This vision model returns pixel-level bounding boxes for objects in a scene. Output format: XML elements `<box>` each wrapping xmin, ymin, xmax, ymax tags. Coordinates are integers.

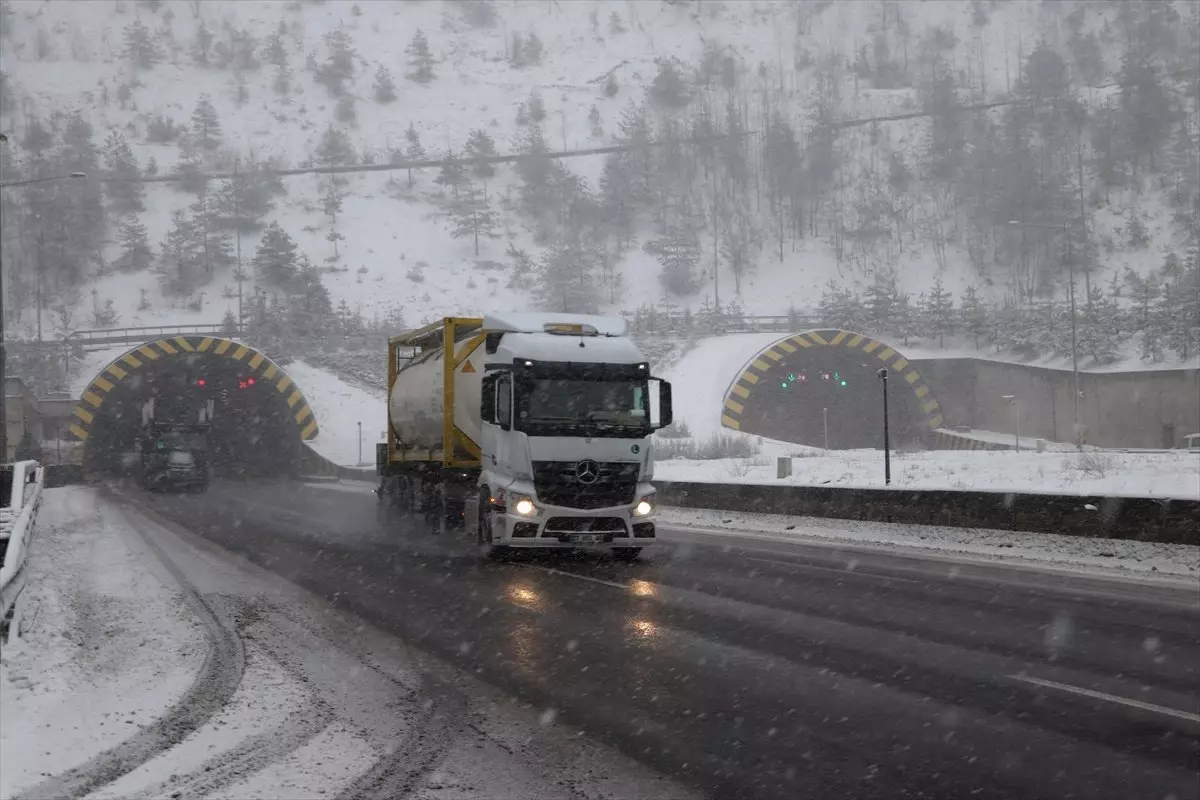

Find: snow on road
<box><xmin>656</xmin><ymin>448</ymin><xmax>1200</xmax><ymax>501</ymax></box>
<box><xmin>660</xmin><ymin>508</ymin><xmax>1200</xmax><ymax>582</ymax></box>
<box><xmin>0</xmin><ymin>487</ymin><xmax>206</xmax><ymax>798</ymax></box>
<box><xmin>1</xmin><ymin>486</ymin><xmax>699</xmax><ymax>800</ymax></box>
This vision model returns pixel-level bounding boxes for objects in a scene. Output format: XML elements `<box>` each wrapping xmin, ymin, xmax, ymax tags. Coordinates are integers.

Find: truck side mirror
<box><xmin>658</xmin><ymin>380</ymin><xmax>673</xmax><ymax>429</ymax></box>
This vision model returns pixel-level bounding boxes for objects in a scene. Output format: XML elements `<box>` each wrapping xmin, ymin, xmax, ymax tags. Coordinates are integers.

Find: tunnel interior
<box><xmin>84</xmin><ymin>351</ymin><xmax>303</xmax><ymax>478</ymax></box>
<box><xmin>730</xmin><ymin>340</ymin><xmax>928</xmax><ymax>450</ymax></box>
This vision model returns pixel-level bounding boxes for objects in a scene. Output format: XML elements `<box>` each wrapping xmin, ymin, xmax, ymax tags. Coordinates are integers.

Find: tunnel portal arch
<box><xmin>69</xmin><ymin>336</ymin><xmax>319</xmax><ymax>471</ymax></box>
<box><xmin>720</xmin><ymin>329</ymin><xmax>944</xmax><ymax>449</ymax></box>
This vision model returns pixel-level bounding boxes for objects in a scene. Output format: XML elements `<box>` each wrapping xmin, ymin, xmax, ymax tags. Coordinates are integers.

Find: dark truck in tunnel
<box><xmin>138</xmin><ymin>397</ymin><xmax>212</xmax><ymax>493</ymax></box>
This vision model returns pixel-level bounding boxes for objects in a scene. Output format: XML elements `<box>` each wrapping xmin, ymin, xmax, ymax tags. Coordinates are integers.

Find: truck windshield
<box><xmin>517</xmin><ymin>378</ymin><xmax>649</xmax><ymax>434</ymax></box>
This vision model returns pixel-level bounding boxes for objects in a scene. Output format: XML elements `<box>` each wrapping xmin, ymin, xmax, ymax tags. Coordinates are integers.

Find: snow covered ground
<box><xmin>0</xmin><ymin>487</ymin><xmax>207</xmax><ymax>797</ymax></box>
<box><xmin>0</xmin><ymin>485</ymin><xmax>698</xmax><ymax>800</ymax></box>
<box><xmin>656</xmin><ymin>448</ymin><xmax>1200</xmax><ymax>501</ymax></box>
<box><xmin>659</xmin><ymin>508</ymin><xmax>1200</xmax><ymax>582</ymax></box>
<box><xmin>286</xmin><ymin>359</ymin><xmax>388</xmax><ymax>467</ymax></box>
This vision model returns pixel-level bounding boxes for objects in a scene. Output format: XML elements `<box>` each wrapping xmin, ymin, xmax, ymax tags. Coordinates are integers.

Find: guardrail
<box><xmin>61</xmin><ymin>324</ymin><xmax>242</xmax><ymax>352</ymax></box>
<box><xmin>1</xmin><ymin>460</ymin><xmax>46</xmax><ymax>639</ymax></box>
<box><xmin>654</xmin><ymin>481</ymin><xmax>1200</xmax><ymax>545</ymax></box>
<box><xmin>622</xmin><ymin>312</ymin><xmax>828</xmax><ymax>336</ymax></box>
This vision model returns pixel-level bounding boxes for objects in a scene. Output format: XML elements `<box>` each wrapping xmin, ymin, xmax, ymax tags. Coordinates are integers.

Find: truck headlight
<box><xmin>633</xmin><ymin>496</ymin><xmax>655</xmax><ymax>517</ymax></box>
<box><xmin>514</xmin><ymin>497</ymin><xmax>537</xmax><ymax>516</ymax></box>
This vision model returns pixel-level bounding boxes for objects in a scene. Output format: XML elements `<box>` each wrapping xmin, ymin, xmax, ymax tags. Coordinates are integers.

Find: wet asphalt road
<box><xmin>129</xmin><ymin>479</ymin><xmax>1199</xmax><ymax>800</ymax></box>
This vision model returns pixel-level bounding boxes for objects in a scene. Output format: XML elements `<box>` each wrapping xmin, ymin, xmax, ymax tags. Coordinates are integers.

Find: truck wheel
<box><xmin>612</xmin><ymin>548</ymin><xmax>642</xmax><ymax>562</ymax></box>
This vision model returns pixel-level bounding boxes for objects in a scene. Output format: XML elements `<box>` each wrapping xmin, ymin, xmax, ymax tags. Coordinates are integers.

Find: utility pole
<box><xmin>234</xmin><ymin>158</ymin><xmax>243</xmax><ymax>333</ymax></box>
<box><xmin>36</xmin><ymin>224</ymin><xmax>43</xmax><ymax>342</ymax></box>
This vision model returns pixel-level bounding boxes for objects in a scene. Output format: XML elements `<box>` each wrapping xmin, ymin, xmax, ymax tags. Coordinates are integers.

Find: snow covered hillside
<box><xmin>1</xmin><ymin>0</ymin><xmax>1197</xmax><ymax>373</ymax></box>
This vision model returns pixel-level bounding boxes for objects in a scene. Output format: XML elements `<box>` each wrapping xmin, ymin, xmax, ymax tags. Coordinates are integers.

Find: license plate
<box><xmin>568</xmin><ymin>534</ymin><xmax>605</xmax><ymax>544</ymax></box>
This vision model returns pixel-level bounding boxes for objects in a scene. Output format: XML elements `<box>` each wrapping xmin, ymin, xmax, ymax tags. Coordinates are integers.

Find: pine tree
<box><xmin>191</xmin><ymin>94</ymin><xmax>222</xmax><ymax>150</ymax></box>
<box><xmin>123</xmin><ymin>18</ymin><xmax>162</xmax><ymax>69</ymax></box>
<box><xmin>892</xmin><ymin>293</ymin><xmax>918</xmax><ymax>346</ymax></box>
<box><xmin>403</xmin><ymin>123</ymin><xmax>426</xmax><ymax>186</ymax></box>
<box><xmin>588</xmin><ymin>105</ymin><xmax>603</xmax><ymax>139</ymax></box>
<box><xmin>527</xmin><ymin>89</ymin><xmax>546</xmax><ymax>123</ymax></box>
<box><xmin>114</xmin><ymin>215</ymin><xmax>154</xmax><ymax>272</ymax></box>
<box><xmin>464</xmin><ymin>128</ymin><xmax>497</xmax><ymax>179</ymax></box>
<box><xmin>315</xmin><ymin>125</ymin><xmax>355</xmax><ymax>166</ymax></box>
<box><xmin>919</xmin><ymin>276</ymin><xmax>956</xmax><ymax>346</ymax></box>
<box><xmin>336</xmin><ymin>94</ymin><xmax>356</xmax><ymax>124</ymax></box>
<box><xmin>253</xmin><ymin>222</ymin><xmax>299</xmax><ymax>285</ymax></box>
<box><xmin>159</xmin><ymin>210</ymin><xmax>204</xmax><ymax>295</ymax></box>
<box><xmin>318</xmin><ymin>28</ymin><xmax>355</xmax><ymax>94</ymax></box>
<box><xmin>509</xmin><ymin>31</ymin><xmax>526</xmax><ymax>68</ymax></box>
<box><xmin>434</xmin><ymin>149</ymin><xmax>467</xmax><ymax>197</ymax></box>
<box><xmin>193</xmin><ymin>19</ymin><xmax>214</xmax><ymax>66</ymax></box>
<box><xmin>373</xmin><ymin>64</ymin><xmax>397</xmax><ymax>102</ymax></box>
<box><xmin>264</xmin><ymin>22</ymin><xmax>288</xmax><ymax>67</ymax></box>
<box><xmin>862</xmin><ymin>271</ymin><xmax>898</xmax><ymax>332</ymax></box>
<box><xmin>406</xmin><ymin>30</ymin><xmax>435</xmax><ymax>84</ymax></box>
<box><xmin>273</xmin><ymin>61</ymin><xmax>292</xmax><ymax>98</ymax></box>
<box><xmin>648</xmin><ymin>233</ymin><xmax>700</xmax><ymax>296</ymax></box>
<box><xmin>1079</xmin><ymin>286</ymin><xmax>1121</xmax><ymax>364</ymax></box>
<box><xmin>959</xmin><ymin>285</ymin><xmax>990</xmax><ymax>350</ymax></box>
<box><xmin>506</xmin><ymin>242</ymin><xmax>535</xmax><ymax>289</ymax></box>
<box><xmin>536</xmin><ymin>235</ymin><xmax>599</xmax><ymax>312</ymax></box>
<box><xmin>649</xmin><ymin>58</ymin><xmax>690</xmax><ymax>108</ymax></box>
<box><xmin>523</xmin><ymin>31</ymin><xmax>544</xmax><ymax>65</ymax></box>
<box><xmin>448</xmin><ymin>183</ymin><xmax>500</xmax><ymax>256</ymax></box>
<box><xmin>221</xmin><ymin>308</ymin><xmax>240</xmax><ymax>335</ymax></box>
<box><xmin>103</xmin><ymin>131</ymin><xmax>145</xmax><ymax>215</ymax></box>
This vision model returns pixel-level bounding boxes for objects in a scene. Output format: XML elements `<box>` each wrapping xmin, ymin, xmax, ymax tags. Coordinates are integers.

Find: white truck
<box><xmin>376</xmin><ymin>313</ymin><xmax>673</xmax><ymax>559</ymax></box>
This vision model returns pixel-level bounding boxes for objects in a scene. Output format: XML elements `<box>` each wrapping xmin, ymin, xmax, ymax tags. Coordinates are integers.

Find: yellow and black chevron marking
<box><xmin>721</xmin><ymin>329</ymin><xmax>944</xmax><ymax>432</ymax></box>
<box><xmin>68</xmin><ymin>336</ymin><xmax>319</xmax><ymax>444</ymax></box>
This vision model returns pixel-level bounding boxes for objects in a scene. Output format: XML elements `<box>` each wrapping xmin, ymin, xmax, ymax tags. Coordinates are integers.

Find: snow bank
<box><xmin>657</xmin><ymin>448</ymin><xmax>1200</xmax><ymax>501</ymax></box>
<box><xmin>286</xmin><ymin>360</ymin><xmax>387</xmax><ymax>467</ymax></box>
<box><xmin>0</xmin><ymin>487</ymin><xmax>206</xmax><ymax>798</ymax></box>
<box><xmin>661</xmin><ymin>332</ymin><xmax>783</xmax><ymax>438</ymax></box>
<box><xmin>660</xmin><ymin>507</ymin><xmax>1200</xmax><ymax>581</ymax></box>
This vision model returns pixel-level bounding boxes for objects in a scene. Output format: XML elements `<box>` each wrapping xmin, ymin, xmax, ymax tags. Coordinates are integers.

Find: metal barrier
<box><xmin>1</xmin><ymin>460</ymin><xmax>46</xmax><ymax>638</ymax></box>
<box><xmin>62</xmin><ymin>323</ymin><xmax>241</xmax><ymax>351</ymax></box>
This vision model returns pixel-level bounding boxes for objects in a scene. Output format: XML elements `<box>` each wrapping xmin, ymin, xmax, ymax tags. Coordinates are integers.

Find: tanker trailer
<box><xmin>377</xmin><ymin>313</ymin><xmax>673</xmax><ymax>560</ymax></box>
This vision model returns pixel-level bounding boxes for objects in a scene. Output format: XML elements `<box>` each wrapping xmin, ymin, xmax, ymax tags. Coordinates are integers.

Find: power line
<box><xmin>4</xmin><ymin>132</ymin><xmax>753</xmax><ymax>188</ymax></box>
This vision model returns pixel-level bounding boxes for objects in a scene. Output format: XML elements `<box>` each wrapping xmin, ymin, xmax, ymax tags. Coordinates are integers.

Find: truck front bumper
<box><xmin>497</xmin><ymin>504</ymin><xmax>656</xmax><ymax>548</ymax></box>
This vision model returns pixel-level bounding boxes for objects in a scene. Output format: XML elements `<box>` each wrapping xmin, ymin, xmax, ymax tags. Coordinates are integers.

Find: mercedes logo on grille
<box><xmin>575</xmin><ymin>459</ymin><xmax>599</xmax><ymax>485</ymax></box>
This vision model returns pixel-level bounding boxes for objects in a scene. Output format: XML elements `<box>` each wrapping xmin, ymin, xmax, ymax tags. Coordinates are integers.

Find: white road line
<box><xmin>1010</xmin><ymin>674</ymin><xmax>1200</xmax><ymax>725</ymax></box>
<box><xmin>524</xmin><ymin>565</ymin><xmax>630</xmax><ymax>590</ymax></box>
<box><xmin>746</xmin><ymin>556</ymin><xmax>923</xmax><ymax>584</ymax></box>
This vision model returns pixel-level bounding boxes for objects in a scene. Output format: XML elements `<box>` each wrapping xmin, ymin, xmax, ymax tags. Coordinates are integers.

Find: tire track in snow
<box><xmin>14</xmin><ymin>494</ymin><xmax>247</xmax><ymax>800</ymax></box>
<box><xmin>116</xmin><ymin>598</ymin><xmax>338</xmax><ymax>800</ymax></box>
<box><xmin>333</xmin><ymin>671</ymin><xmax>469</xmax><ymax>800</ymax></box>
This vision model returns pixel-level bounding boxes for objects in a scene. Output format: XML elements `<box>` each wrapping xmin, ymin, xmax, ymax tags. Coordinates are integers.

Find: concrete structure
<box><xmin>916</xmin><ymin>359</ymin><xmax>1200</xmax><ymax>450</ymax></box>
<box><xmin>717</xmin><ymin>328</ymin><xmax>1199</xmax><ymax>450</ymax></box>
<box><xmin>4</xmin><ymin>377</ymin><xmax>42</xmax><ymax>462</ymax></box>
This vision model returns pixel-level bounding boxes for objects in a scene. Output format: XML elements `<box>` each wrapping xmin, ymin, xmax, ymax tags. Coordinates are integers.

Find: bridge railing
<box><xmin>60</xmin><ymin>323</ymin><xmax>242</xmax><ymax>351</ymax></box>
<box><xmin>622</xmin><ymin>312</ymin><xmax>828</xmax><ymax>336</ymax></box>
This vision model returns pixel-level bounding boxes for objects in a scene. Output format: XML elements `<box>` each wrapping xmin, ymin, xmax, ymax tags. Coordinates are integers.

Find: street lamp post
<box><xmin>357</xmin><ymin>421</ymin><xmax>362</xmax><ymax>466</ymax></box>
<box><xmin>1008</xmin><ymin>219</ymin><xmax>1083</xmax><ymax>449</ymax></box>
<box><xmin>0</xmin><ymin>140</ymin><xmax>87</xmax><ymax>462</ymax></box>
<box><xmin>878</xmin><ymin>368</ymin><xmax>891</xmax><ymax>486</ymax></box>
<box><xmin>822</xmin><ymin>407</ymin><xmax>829</xmax><ymax>451</ymax></box>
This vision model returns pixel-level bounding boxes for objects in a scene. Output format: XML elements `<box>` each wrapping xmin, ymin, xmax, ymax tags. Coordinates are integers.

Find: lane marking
<box><xmin>524</xmin><ymin>565</ymin><xmax>630</xmax><ymax>591</ymax></box>
<box><xmin>1009</xmin><ymin>674</ymin><xmax>1200</xmax><ymax>725</ymax></box>
<box><xmin>746</xmin><ymin>556</ymin><xmax>922</xmax><ymax>584</ymax></box>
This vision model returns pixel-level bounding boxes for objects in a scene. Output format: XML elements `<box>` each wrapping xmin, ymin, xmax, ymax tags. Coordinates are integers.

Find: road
<box><xmin>130</xmin><ymin>479</ymin><xmax>1200</xmax><ymax>800</ymax></box>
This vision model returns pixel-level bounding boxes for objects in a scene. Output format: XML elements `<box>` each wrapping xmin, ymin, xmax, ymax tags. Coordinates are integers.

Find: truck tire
<box><xmin>612</xmin><ymin>547</ymin><xmax>642</xmax><ymax>562</ymax></box>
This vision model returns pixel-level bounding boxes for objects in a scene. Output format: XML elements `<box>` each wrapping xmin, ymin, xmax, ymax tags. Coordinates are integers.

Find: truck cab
<box><xmin>469</xmin><ymin>315</ymin><xmax>672</xmax><ymax>560</ymax></box>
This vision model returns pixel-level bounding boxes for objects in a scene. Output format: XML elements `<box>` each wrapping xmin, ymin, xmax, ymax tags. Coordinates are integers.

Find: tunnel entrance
<box><xmin>71</xmin><ymin>337</ymin><xmax>319</xmax><ymax>478</ymax></box>
<box><xmin>721</xmin><ymin>330</ymin><xmax>943</xmax><ymax>450</ymax></box>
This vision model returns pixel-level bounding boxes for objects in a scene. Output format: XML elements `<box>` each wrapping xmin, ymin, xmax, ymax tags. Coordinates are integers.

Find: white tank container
<box><xmin>388</xmin><ymin>343</ymin><xmax>485</xmax><ymax>452</ymax></box>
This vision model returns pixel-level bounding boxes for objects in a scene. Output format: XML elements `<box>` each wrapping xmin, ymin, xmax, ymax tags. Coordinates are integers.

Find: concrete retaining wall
<box><xmin>915</xmin><ymin>358</ymin><xmax>1200</xmax><ymax>449</ymax></box>
<box><xmin>656</xmin><ymin>481</ymin><xmax>1200</xmax><ymax>545</ymax></box>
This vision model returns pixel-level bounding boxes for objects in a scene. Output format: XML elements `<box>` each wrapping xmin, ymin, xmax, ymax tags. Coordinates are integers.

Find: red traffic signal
<box><xmin>196</xmin><ymin>378</ymin><xmax>206</xmax><ymax>387</ymax></box>
<box><xmin>237</xmin><ymin>376</ymin><xmax>257</xmax><ymax>390</ymax></box>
